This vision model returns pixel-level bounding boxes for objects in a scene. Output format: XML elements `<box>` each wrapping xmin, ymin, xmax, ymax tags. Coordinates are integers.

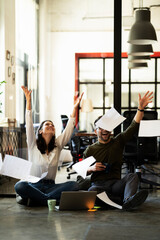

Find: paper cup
<box><xmin>47</xmin><ymin>199</ymin><xmax>56</xmax><ymax>211</ymax></box>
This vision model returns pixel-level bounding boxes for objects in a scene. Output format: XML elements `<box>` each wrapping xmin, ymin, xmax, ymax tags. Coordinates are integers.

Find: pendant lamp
<box><xmin>128</xmin><ymin>62</ymin><xmax>148</xmax><ymax>69</ymax></box>
<box><xmin>128</xmin><ymin>44</ymin><xmax>153</xmax><ymax>56</ymax></box>
<box><xmin>128</xmin><ymin>9</ymin><xmax>157</xmax><ymax>45</ymax></box>
<box><xmin>128</xmin><ymin>55</ymin><xmax>150</xmax><ymax>63</ymax></box>
<box><xmin>81</xmin><ymin>99</ymin><xmax>93</xmax><ymax>113</ymax></box>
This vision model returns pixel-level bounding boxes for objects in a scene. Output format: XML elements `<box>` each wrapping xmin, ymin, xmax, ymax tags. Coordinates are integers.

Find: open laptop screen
<box><xmin>56</xmin><ymin>191</ymin><xmax>97</xmax><ymax>211</ymax></box>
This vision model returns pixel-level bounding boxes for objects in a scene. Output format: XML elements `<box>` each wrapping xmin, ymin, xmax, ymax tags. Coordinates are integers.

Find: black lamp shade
<box><xmin>128</xmin><ymin>55</ymin><xmax>150</xmax><ymax>63</ymax></box>
<box><xmin>128</xmin><ymin>44</ymin><xmax>153</xmax><ymax>56</ymax></box>
<box><xmin>128</xmin><ymin>9</ymin><xmax>157</xmax><ymax>45</ymax></box>
<box><xmin>128</xmin><ymin>62</ymin><xmax>148</xmax><ymax>69</ymax></box>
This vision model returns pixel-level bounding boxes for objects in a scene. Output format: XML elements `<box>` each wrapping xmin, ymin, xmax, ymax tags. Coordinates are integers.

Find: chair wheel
<box><xmin>67</xmin><ymin>175</ymin><xmax>70</xmax><ymax>179</ymax></box>
<box><xmin>67</xmin><ymin>168</ymin><xmax>70</xmax><ymax>172</ymax></box>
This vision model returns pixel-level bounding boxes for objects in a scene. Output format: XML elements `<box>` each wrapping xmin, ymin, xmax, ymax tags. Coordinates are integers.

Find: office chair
<box><xmin>59</xmin><ymin>115</ymin><xmax>72</xmax><ymax>170</ymax></box>
<box><xmin>60</xmin><ymin>114</ymin><xmax>78</xmax><ymax>146</ymax></box>
<box><xmin>123</xmin><ymin>110</ymin><xmax>160</xmax><ymax>189</ymax></box>
<box><xmin>66</xmin><ymin>135</ymin><xmax>90</xmax><ymax>179</ymax></box>
<box><xmin>59</xmin><ymin>114</ymin><xmax>80</xmax><ymax>170</ymax></box>
<box><xmin>61</xmin><ymin>115</ymin><xmax>69</xmax><ymax>133</ymax></box>
<box><xmin>60</xmin><ymin>115</ymin><xmax>97</xmax><ymax>178</ymax></box>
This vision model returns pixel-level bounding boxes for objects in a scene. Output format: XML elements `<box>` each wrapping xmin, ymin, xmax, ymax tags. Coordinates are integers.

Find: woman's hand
<box><xmin>138</xmin><ymin>91</ymin><xmax>153</xmax><ymax>110</ymax></box>
<box><xmin>21</xmin><ymin>86</ymin><xmax>32</xmax><ymax>110</ymax></box>
<box><xmin>74</xmin><ymin>92</ymin><xmax>84</xmax><ymax>109</ymax></box>
<box><xmin>21</xmin><ymin>86</ymin><xmax>32</xmax><ymax>100</ymax></box>
<box><xmin>71</xmin><ymin>92</ymin><xmax>84</xmax><ymax>118</ymax></box>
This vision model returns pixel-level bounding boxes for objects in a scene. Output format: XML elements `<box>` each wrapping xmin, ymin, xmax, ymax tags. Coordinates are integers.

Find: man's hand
<box><xmin>88</xmin><ymin>162</ymin><xmax>106</xmax><ymax>173</ymax></box>
<box><xmin>138</xmin><ymin>91</ymin><xmax>153</xmax><ymax>110</ymax></box>
<box><xmin>134</xmin><ymin>91</ymin><xmax>153</xmax><ymax>123</ymax></box>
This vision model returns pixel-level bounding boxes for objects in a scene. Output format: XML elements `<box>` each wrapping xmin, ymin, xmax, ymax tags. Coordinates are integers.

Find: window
<box><xmin>76</xmin><ymin>53</ymin><xmax>160</xmax><ymax>131</ymax></box>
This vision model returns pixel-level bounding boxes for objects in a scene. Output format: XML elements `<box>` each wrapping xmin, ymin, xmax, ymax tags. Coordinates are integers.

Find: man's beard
<box><xmin>100</xmin><ymin>133</ymin><xmax>111</xmax><ymax>142</ymax></box>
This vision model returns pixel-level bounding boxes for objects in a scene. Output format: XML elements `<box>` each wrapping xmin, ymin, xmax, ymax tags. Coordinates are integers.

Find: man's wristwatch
<box><xmin>137</xmin><ymin>108</ymin><xmax>144</xmax><ymax>112</ymax></box>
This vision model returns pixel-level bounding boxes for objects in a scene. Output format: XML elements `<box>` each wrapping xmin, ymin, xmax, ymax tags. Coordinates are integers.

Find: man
<box><xmin>83</xmin><ymin>91</ymin><xmax>153</xmax><ymax>210</ymax></box>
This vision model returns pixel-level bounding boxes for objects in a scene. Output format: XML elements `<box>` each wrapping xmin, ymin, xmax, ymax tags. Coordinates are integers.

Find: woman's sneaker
<box><xmin>16</xmin><ymin>194</ymin><xmax>28</xmax><ymax>205</ymax></box>
<box><xmin>122</xmin><ymin>190</ymin><xmax>148</xmax><ymax>211</ymax></box>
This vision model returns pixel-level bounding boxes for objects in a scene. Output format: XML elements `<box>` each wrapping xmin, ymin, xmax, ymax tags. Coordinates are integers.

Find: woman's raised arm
<box><xmin>21</xmin><ymin>86</ymin><xmax>32</xmax><ymax>110</ymax></box>
<box><xmin>21</xmin><ymin>86</ymin><xmax>36</xmax><ymax>149</ymax></box>
<box><xmin>70</xmin><ymin>92</ymin><xmax>84</xmax><ymax>118</ymax></box>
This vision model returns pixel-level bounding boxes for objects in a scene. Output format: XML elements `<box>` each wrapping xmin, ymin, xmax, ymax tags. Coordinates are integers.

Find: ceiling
<box><xmin>47</xmin><ymin>0</ymin><xmax>160</xmax><ymax>32</ymax></box>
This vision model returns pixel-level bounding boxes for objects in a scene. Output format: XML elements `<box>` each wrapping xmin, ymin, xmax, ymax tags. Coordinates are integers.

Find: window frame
<box><xmin>75</xmin><ymin>52</ymin><xmax>160</xmax><ymax>126</ymax></box>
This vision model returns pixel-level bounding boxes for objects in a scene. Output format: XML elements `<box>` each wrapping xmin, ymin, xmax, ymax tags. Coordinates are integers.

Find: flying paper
<box><xmin>0</xmin><ymin>155</ymin><xmax>32</xmax><ymax>180</ymax></box>
<box><xmin>0</xmin><ymin>154</ymin><xmax>2</xmax><ymax>169</ymax></box>
<box><xmin>95</xmin><ymin>107</ymin><xmax>126</xmax><ymax>132</ymax></box>
<box><xmin>139</xmin><ymin>120</ymin><xmax>160</xmax><ymax>137</ymax></box>
<box><xmin>0</xmin><ymin>154</ymin><xmax>48</xmax><ymax>183</ymax></box>
<box><xmin>72</xmin><ymin>156</ymin><xmax>96</xmax><ymax>179</ymax></box>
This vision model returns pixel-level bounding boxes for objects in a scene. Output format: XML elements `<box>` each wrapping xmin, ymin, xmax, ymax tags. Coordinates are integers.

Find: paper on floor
<box><xmin>97</xmin><ymin>191</ymin><xmax>122</xmax><ymax>209</ymax></box>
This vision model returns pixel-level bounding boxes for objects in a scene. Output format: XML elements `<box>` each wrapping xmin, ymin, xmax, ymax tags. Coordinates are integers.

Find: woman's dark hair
<box><xmin>36</xmin><ymin>120</ymin><xmax>56</xmax><ymax>154</ymax></box>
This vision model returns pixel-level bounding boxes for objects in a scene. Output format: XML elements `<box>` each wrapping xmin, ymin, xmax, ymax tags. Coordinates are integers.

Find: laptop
<box><xmin>55</xmin><ymin>191</ymin><xmax>97</xmax><ymax>211</ymax></box>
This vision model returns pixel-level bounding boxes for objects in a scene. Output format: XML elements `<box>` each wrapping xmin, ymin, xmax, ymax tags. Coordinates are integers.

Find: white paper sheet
<box><xmin>139</xmin><ymin>120</ymin><xmax>160</xmax><ymax>137</ymax></box>
<box><xmin>0</xmin><ymin>155</ymin><xmax>32</xmax><ymax>180</ymax></box>
<box><xmin>72</xmin><ymin>156</ymin><xmax>96</xmax><ymax>179</ymax></box>
<box><xmin>22</xmin><ymin>172</ymin><xmax>48</xmax><ymax>183</ymax></box>
<box><xmin>25</xmin><ymin>175</ymin><xmax>40</xmax><ymax>183</ymax></box>
<box><xmin>95</xmin><ymin>108</ymin><xmax>126</xmax><ymax>132</ymax></box>
<box><xmin>0</xmin><ymin>154</ymin><xmax>2</xmax><ymax>169</ymax></box>
<box><xmin>97</xmin><ymin>191</ymin><xmax>122</xmax><ymax>209</ymax></box>
<box><xmin>0</xmin><ymin>155</ymin><xmax>48</xmax><ymax>183</ymax></box>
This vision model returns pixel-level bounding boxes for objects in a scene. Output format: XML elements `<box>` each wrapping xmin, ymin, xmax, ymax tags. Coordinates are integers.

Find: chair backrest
<box><xmin>70</xmin><ymin>135</ymin><xmax>92</xmax><ymax>162</ymax></box>
<box><xmin>70</xmin><ymin>136</ymin><xmax>81</xmax><ymax>155</ymax></box>
<box><xmin>61</xmin><ymin>114</ymin><xmax>79</xmax><ymax>147</ymax></box>
<box><xmin>8</xmin><ymin>118</ymin><xmax>16</xmax><ymax>128</ymax></box>
<box><xmin>61</xmin><ymin>115</ymin><xmax>69</xmax><ymax>132</ymax></box>
<box><xmin>123</xmin><ymin>110</ymin><xmax>158</xmax><ymax>164</ymax></box>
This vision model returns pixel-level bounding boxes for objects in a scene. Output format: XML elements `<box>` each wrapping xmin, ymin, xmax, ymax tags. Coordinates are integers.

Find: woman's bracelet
<box><xmin>137</xmin><ymin>108</ymin><xmax>144</xmax><ymax>112</ymax></box>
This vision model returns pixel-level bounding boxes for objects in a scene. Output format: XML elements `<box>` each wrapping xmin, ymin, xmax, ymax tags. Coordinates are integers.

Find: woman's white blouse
<box><xmin>26</xmin><ymin>110</ymin><xmax>75</xmax><ymax>180</ymax></box>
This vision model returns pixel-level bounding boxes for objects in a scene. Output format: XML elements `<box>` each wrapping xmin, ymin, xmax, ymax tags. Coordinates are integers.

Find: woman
<box><xmin>15</xmin><ymin>86</ymin><xmax>83</xmax><ymax>206</ymax></box>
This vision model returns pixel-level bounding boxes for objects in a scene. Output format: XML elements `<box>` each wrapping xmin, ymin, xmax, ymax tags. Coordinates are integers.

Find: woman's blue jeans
<box><xmin>15</xmin><ymin>179</ymin><xmax>79</xmax><ymax>205</ymax></box>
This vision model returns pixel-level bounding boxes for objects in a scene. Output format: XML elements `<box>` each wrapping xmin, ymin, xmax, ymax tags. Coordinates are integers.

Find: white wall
<box><xmin>5</xmin><ymin>0</ymin><xmax>16</xmax><ymax>119</ymax></box>
<box><xmin>0</xmin><ymin>0</ymin><xmax>16</xmax><ymax>122</ymax></box>
<box><xmin>40</xmin><ymin>30</ymin><xmax>115</xmax><ymax>135</ymax></box>
<box><xmin>40</xmin><ymin>32</ymin><xmax>160</xmax><ymax>136</ymax></box>
<box><xmin>0</xmin><ymin>0</ymin><xmax>5</xmax><ymax>117</ymax></box>
<box><xmin>39</xmin><ymin>0</ymin><xmax>160</xmax><ymax>136</ymax></box>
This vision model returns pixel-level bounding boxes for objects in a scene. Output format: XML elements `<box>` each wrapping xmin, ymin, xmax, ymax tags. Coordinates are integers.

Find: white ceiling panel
<box><xmin>47</xmin><ymin>0</ymin><xmax>160</xmax><ymax>32</ymax></box>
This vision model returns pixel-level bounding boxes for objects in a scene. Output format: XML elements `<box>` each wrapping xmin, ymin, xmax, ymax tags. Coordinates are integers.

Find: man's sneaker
<box><xmin>122</xmin><ymin>190</ymin><xmax>148</xmax><ymax>211</ymax></box>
